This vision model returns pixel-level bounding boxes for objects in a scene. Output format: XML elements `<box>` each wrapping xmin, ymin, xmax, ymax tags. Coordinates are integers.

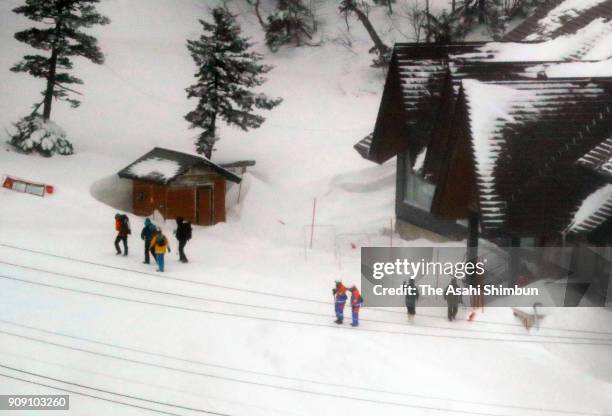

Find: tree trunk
<box><xmin>247</xmin><ymin>0</ymin><xmax>266</xmax><ymax>29</ymax></box>
<box><xmin>349</xmin><ymin>2</ymin><xmax>389</xmax><ymax>56</ymax></box>
<box><xmin>478</xmin><ymin>0</ymin><xmax>486</xmax><ymax>24</ymax></box>
<box><xmin>42</xmin><ymin>47</ymin><xmax>58</xmax><ymax>121</ymax></box>
<box><xmin>425</xmin><ymin>0</ymin><xmax>431</xmax><ymax>43</ymax></box>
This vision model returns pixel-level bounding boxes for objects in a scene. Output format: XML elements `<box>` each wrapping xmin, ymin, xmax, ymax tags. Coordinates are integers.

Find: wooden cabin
<box><xmin>118</xmin><ymin>147</ymin><xmax>253</xmax><ymax>226</ymax></box>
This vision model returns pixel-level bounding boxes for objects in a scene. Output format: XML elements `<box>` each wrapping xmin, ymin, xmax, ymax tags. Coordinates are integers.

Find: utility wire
<box><xmin>0</xmin><ymin>330</ymin><xmax>523</xmax><ymax>416</ymax></box>
<box><xmin>2</xmin><ymin>260</ymin><xmax>611</xmax><ymax>343</ymax></box>
<box><xmin>2</xmin><ymin>242</ymin><xmax>610</xmax><ymax>336</ymax></box>
<box><xmin>0</xmin><ymin>363</ymin><xmax>231</xmax><ymax>416</ymax></box>
<box><xmin>0</xmin><ymin>373</ymin><xmax>190</xmax><ymax>416</ymax></box>
<box><xmin>1</xmin><ymin>273</ymin><xmax>611</xmax><ymax>346</ymax></box>
<box><xmin>0</xmin><ymin>348</ymin><xmax>300</xmax><ymax>416</ymax></box>
<box><xmin>0</xmin><ymin>320</ymin><xmax>608</xmax><ymax>416</ymax></box>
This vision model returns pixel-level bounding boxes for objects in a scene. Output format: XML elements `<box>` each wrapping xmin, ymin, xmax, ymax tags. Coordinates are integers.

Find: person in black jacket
<box><xmin>404</xmin><ymin>279</ymin><xmax>419</xmax><ymax>321</ymax></box>
<box><xmin>444</xmin><ymin>277</ymin><xmax>462</xmax><ymax>321</ymax></box>
<box><xmin>174</xmin><ymin>217</ymin><xmax>192</xmax><ymax>263</ymax></box>
<box><xmin>140</xmin><ymin>218</ymin><xmax>156</xmax><ymax>264</ymax></box>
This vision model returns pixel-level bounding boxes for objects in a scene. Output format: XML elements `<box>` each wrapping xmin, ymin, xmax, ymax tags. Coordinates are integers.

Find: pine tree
<box><xmin>185</xmin><ymin>7</ymin><xmax>282</xmax><ymax>159</ymax></box>
<box><xmin>265</xmin><ymin>0</ymin><xmax>316</xmax><ymax>52</ymax></box>
<box><xmin>9</xmin><ymin>0</ymin><xmax>109</xmax><ymax>156</ymax></box>
<box><xmin>11</xmin><ymin>0</ymin><xmax>110</xmax><ymax>119</ymax></box>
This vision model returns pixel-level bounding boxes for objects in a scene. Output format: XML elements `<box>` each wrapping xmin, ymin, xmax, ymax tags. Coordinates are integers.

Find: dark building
<box><xmin>118</xmin><ymin>147</ymin><xmax>253</xmax><ymax>226</ymax></box>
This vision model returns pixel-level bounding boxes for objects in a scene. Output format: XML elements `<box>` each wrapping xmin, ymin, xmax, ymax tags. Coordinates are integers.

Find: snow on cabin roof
<box><xmin>118</xmin><ymin>147</ymin><xmax>242</xmax><ymax>184</ymax></box>
<box><xmin>566</xmin><ymin>184</ymin><xmax>612</xmax><ymax>233</ymax></box>
<box><xmin>504</xmin><ymin>0</ymin><xmax>612</xmax><ymax>42</ymax></box>
<box><xmin>578</xmin><ymin>137</ymin><xmax>612</xmax><ymax>180</ymax></box>
<box><xmin>126</xmin><ymin>157</ymin><xmax>181</xmax><ymax>182</ymax></box>
<box><xmin>460</xmin><ymin>78</ymin><xmax>612</xmax><ymax>233</ymax></box>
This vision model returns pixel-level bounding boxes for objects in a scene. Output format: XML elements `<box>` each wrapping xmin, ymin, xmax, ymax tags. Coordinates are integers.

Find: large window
<box><xmin>404</xmin><ymin>172</ymin><xmax>436</xmax><ymax>211</ymax></box>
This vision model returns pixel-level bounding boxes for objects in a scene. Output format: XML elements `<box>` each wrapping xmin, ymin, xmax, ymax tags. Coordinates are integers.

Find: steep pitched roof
<box><xmin>359</xmin><ymin>42</ymin><xmax>576</xmax><ymax>164</ymax></box>
<box><xmin>117</xmin><ymin>147</ymin><xmax>242</xmax><ymax>184</ymax></box>
<box><xmin>565</xmin><ymin>184</ymin><xmax>612</xmax><ymax>233</ymax></box>
<box><xmin>503</xmin><ymin>0</ymin><xmax>612</xmax><ymax>42</ymax></box>
<box><xmin>460</xmin><ymin>78</ymin><xmax>612</xmax><ymax>235</ymax></box>
<box><xmin>578</xmin><ymin>136</ymin><xmax>612</xmax><ymax>180</ymax></box>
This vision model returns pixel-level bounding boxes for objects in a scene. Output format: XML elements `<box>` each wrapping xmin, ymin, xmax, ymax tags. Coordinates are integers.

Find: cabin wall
<box><xmin>132</xmin><ymin>173</ymin><xmax>228</xmax><ymax>226</ymax></box>
<box><xmin>133</xmin><ymin>181</ymin><xmax>167</xmax><ymax>217</ymax></box>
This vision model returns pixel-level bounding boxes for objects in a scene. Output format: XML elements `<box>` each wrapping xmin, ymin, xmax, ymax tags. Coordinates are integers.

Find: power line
<box><xmin>0</xmin><ymin>320</ymin><xmax>607</xmax><ymax>416</ymax></box>
<box><xmin>2</xmin><ymin>242</ymin><xmax>610</xmax><ymax>337</ymax></box>
<box><xmin>3</xmin><ymin>260</ymin><xmax>612</xmax><ymax>343</ymax></box>
<box><xmin>0</xmin><ymin>348</ymin><xmax>300</xmax><ymax>416</ymax></box>
<box><xmin>0</xmin><ymin>330</ymin><xmax>520</xmax><ymax>416</ymax></box>
<box><xmin>1</xmin><ymin>273</ymin><xmax>611</xmax><ymax>346</ymax></box>
<box><xmin>0</xmin><ymin>373</ymin><xmax>188</xmax><ymax>416</ymax></box>
<box><xmin>0</xmin><ymin>363</ymin><xmax>231</xmax><ymax>416</ymax></box>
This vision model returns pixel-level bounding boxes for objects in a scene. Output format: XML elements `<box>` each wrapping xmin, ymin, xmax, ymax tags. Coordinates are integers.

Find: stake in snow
<box><xmin>9</xmin><ymin>0</ymin><xmax>109</xmax><ymax>156</ymax></box>
<box><xmin>185</xmin><ymin>7</ymin><xmax>282</xmax><ymax>159</ymax></box>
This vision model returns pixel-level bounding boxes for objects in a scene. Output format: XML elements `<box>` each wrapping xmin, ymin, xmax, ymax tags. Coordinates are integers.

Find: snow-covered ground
<box><xmin>0</xmin><ymin>1</ymin><xmax>611</xmax><ymax>415</ymax></box>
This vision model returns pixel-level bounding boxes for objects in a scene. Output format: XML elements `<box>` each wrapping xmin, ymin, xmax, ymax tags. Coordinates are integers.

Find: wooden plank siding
<box><xmin>432</xmin><ymin>94</ymin><xmax>477</xmax><ymax>220</ymax></box>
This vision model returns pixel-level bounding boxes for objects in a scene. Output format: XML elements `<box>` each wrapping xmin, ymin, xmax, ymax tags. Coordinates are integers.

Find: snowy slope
<box><xmin>0</xmin><ymin>1</ymin><xmax>611</xmax><ymax>415</ymax></box>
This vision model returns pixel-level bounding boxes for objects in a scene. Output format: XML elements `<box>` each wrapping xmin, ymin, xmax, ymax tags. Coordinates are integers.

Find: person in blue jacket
<box><xmin>349</xmin><ymin>286</ymin><xmax>363</xmax><ymax>327</ymax></box>
<box><xmin>333</xmin><ymin>281</ymin><xmax>348</xmax><ymax>324</ymax></box>
<box><xmin>140</xmin><ymin>218</ymin><xmax>157</xmax><ymax>264</ymax></box>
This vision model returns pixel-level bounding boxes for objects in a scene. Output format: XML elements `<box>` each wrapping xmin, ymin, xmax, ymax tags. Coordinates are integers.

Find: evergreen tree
<box><xmin>9</xmin><ymin>0</ymin><xmax>109</xmax><ymax>156</ymax></box>
<box><xmin>185</xmin><ymin>7</ymin><xmax>282</xmax><ymax>159</ymax></box>
<box><xmin>265</xmin><ymin>0</ymin><xmax>316</xmax><ymax>52</ymax></box>
<box><xmin>11</xmin><ymin>0</ymin><xmax>110</xmax><ymax>119</ymax></box>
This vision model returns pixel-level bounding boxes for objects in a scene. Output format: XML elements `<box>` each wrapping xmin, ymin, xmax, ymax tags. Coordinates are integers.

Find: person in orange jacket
<box><xmin>114</xmin><ymin>213</ymin><xmax>130</xmax><ymax>256</ymax></box>
<box><xmin>150</xmin><ymin>228</ymin><xmax>171</xmax><ymax>272</ymax></box>
<box><xmin>333</xmin><ymin>281</ymin><xmax>348</xmax><ymax>324</ymax></box>
<box><xmin>349</xmin><ymin>285</ymin><xmax>363</xmax><ymax>327</ymax></box>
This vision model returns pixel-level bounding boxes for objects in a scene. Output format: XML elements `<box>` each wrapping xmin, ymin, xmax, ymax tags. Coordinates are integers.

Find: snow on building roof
<box><xmin>578</xmin><ymin>137</ymin><xmax>612</xmax><ymax>180</ymax></box>
<box><xmin>455</xmin><ymin>18</ymin><xmax>612</xmax><ymax>62</ymax></box>
<box><xmin>504</xmin><ymin>0</ymin><xmax>612</xmax><ymax>42</ymax></box>
<box><xmin>118</xmin><ymin>147</ymin><xmax>242</xmax><ymax>184</ymax></box>
<box><xmin>354</xmin><ymin>132</ymin><xmax>373</xmax><ymax>160</ymax></box>
<box><xmin>460</xmin><ymin>78</ymin><xmax>612</xmax><ymax>233</ymax></box>
<box><xmin>566</xmin><ymin>184</ymin><xmax>612</xmax><ymax>233</ymax></box>
<box><xmin>126</xmin><ymin>157</ymin><xmax>181</xmax><ymax>183</ymax></box>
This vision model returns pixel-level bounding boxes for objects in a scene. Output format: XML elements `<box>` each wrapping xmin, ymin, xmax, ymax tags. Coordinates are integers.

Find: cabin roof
<box><xmin>503</xmin><ymin>0</ymin><xmax>612</xmax><ymax>42</ymax></box>
<box><xmin>460</xmin><ymin>78</ymin><xmax>612</xmax><ymax>234</ymax></box>
<box><xmin>117</xmin><ymin>147</ymin><xmax>242</xmax><ymax>184</ymax></box>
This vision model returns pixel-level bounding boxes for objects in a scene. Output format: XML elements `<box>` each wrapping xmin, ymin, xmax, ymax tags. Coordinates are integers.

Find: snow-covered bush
<box><xmin>8</xmin><ymin>115</ymin><xmax>74</xmax><ymax>156</ymax></box>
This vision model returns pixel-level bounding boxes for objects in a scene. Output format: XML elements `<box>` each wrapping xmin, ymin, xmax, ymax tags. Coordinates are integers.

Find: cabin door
<box><xmin>197</xmin><ymin>186</ymin><xmax>213</xmax><ymax>226</ymax></box>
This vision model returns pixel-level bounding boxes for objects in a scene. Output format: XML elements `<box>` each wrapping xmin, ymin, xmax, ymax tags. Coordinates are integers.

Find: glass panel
<box><xmin>404</xmin><ymin>172</ymin><xmax>435</xmax><ymax>211</ymax></box>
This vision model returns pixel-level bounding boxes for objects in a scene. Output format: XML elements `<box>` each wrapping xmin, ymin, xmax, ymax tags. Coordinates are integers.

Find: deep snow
<box><xmin>0</xmin><ymin>1</ymin><xmax>611</xmax><ymax>415</ymax></box>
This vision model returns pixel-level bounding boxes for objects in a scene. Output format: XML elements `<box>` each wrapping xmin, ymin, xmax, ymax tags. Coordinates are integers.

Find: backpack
<box><xmin>185</xmin><ymin>222</ymin><xmax>192</xmax><ymax>240</ymax></box>
<box><xmin>120</xmin><ymin>215</ymin><xmax>131</xmax><ymax>235</ymax></box>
